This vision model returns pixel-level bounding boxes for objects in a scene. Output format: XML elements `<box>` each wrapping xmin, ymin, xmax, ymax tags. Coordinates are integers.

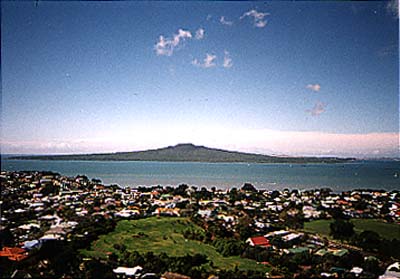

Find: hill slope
<box><xmin>9</xmin><ymin>143</ymin><xmax>354</xmax><ymax>163</ymax></box>
<box><xmin>80</xmin><ymin>217</ymin><xmax>269</xmax><ymax>272</ymax></box>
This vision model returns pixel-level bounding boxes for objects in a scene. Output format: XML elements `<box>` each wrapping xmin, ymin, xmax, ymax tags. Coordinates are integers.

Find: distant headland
<box><xmin>8</xmin><ymin>143</ymin><xmax>355</xmax><ymax>163</ymax></box>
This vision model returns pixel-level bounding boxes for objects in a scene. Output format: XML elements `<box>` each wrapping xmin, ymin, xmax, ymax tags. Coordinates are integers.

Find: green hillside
<box><xmin>80</xmin><ymin>217</ymin><xmax>269</xmax><ymax>272</ymax></box>
<box><xmin>304</xmin><ymin>219</ymin><xmax>400</xmax><ymax>240</ymax></box>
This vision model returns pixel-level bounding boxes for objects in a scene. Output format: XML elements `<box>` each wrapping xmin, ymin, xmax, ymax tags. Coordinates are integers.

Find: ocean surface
<box><xmin>1</xmin><ymin>157</ymin><xmax>399</xmax><ymax>191</ymax></box>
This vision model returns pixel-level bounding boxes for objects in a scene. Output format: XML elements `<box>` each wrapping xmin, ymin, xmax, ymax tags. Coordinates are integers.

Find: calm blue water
<box><xmin>1</xmin><ymin>157</ymin><xmax>399</xmax><ymax>191</ymax></box>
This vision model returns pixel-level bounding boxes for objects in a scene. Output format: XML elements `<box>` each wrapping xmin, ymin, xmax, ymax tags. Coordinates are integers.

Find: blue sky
<box><xmin>1</xmin><ymin>1</ymin><xmax>399</xmax><ymax>157</ymax></box>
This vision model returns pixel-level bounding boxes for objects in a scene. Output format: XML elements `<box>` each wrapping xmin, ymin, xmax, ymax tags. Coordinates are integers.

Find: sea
<box><xmin>1</xmin><ymin>156</ymin><xmax>399</xmax><ymax>192</ymax></box>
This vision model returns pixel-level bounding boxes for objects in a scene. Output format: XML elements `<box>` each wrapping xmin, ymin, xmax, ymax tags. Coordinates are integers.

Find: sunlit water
<box><xmin>1</xmin><ymin>157</ymin><xmax>399</xmax><ymax>191</ymax></box>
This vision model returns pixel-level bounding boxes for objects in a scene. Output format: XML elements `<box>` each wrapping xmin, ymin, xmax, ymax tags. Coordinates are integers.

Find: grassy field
<box><xmin>304</xmin><ymin>219</ymin><xmax>400</xmax><ymax>240</ymax></box>
<box><xmin>80</xmin><ymin>217</ymin><xmax>269</xmax><ymax>272</ymax></box>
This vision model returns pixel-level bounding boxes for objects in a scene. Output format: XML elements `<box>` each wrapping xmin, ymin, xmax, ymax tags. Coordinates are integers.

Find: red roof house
<box><xmin>246</xmin><ymin>236</ymin><xmax>271</xmax><ymax>248</ymax></box>
<box><xmin>0</xmin><ymin>247</ymin><xmax>28</xmax><ymax>261</ymax></box>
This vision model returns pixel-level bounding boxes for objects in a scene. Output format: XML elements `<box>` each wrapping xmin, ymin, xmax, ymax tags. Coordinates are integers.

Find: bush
<box><xmin>213</xmin><ymin>239</ymin><xmax>244</xmax><ymax>257</ymax></box>
<box><xmin>330</xmin><ymin>219</ymin><xmax>355</xmax><ymax>240</ymax></box>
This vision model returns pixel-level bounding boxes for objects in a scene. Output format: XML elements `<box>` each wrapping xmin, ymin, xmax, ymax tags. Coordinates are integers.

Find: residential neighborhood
<box><xmin>1</xmin><ymin>171</ymin><xmax>399</xmax><ymax>278</ymax></box>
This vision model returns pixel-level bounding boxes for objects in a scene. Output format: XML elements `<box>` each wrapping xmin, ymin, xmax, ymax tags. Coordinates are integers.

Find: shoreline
<box><xmin>2</xmin><ymin>159</ymin><xmax>399</xmax><ymax>191</ymax></box>
<box><xmin>1</xmin><ymin>169</ymin><xmax>398</xmax><ymax>194</ymax></box>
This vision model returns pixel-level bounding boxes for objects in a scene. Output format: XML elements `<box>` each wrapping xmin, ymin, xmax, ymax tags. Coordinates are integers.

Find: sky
<box><xmin>1</xmin><ymin>1</ymin><xmax>399</xmax><ymax>158</ymax></box>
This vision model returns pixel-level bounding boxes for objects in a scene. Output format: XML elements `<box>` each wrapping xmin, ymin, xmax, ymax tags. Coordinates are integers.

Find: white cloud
<box><xmin>240</xmin><ymin>9</ymin><xmax>270</xmax><ymax>28</ymax></box>
<box><xmin>204</xmin><ymin>54</ymin><xmax>216</xmax><ymax>68</ymax></box>
<box><xmin>220</xmin><ymin>16</ymin><xmax>233</xmax><ymax>26</ymax></box>
<box><xmin>192</xmin><ymin>59</ymin><xmax>200</xmax><ymax>66</ymax></box>
<box><xmin>193</xmin><ymin>51</ymin><xmax>232</xmax><ymax>69</ymax></box>
<box><xmin>154</xmin><ymin>29</ymin><xmax>192</xmax><ymax>56</ymax></box>
<box><xmin>255</xmin><ymin>20</ymin><xmax>267</xmax><ymax>28</ymax></box>
<box><xmin>306</xmin><ymin>101</ymin><xmax>326</xmax><ymax>116</ymax></box>
<box><xmin>192</xmin><ymin>53</ymin><xmax>217</xmax><ymax>68</ymax></box>
<box><xmin>386</xmin><ymin>0</ymin><xmax>399</xmax><ymax>18</ymax></box>
<box><xmin>223</xmin><ymin>50</ymin><xmax>233</xmax><ymax>68</ymax></box>
<box><xmin>306</xmin><ymin>83</ymin><xmax>321</xmax><ymax>92</ymax></box>
<box><xmin>195</xmin><ymin>28</ymin><xmax>205</xmax><ymax>40</ymax></box>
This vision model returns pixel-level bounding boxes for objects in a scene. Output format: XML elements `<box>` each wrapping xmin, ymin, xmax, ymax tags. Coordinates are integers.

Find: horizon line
<box><xmin>2</xmin><ymin>142</ymin><xmax>399</xmax><ymax>160</ymax></box>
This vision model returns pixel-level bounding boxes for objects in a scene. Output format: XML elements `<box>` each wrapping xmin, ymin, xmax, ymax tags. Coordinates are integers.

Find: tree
<box><xmin>174</xmin><ymin>184</ymin><xmax>189</xmax><ymax>197</ymax></box>
<box><xmin>281</xmin><ymin>210</ymin><xmax>305</xmax><ymax>230</ymax></box>
<box><xmin>340</xmin><ymin>250</ymin><xmax>363</xmax><ymax>269</ymax></box>
<box><xmin>241</xmin><ymin>183</ymin><xmax>257</xmax><ymax>193</ymax></box>
<box><xmin>91</xmin><ymin>178</ymin><xmax>102</xmax><ymax>184</ymax></box>
<box><xmin>85</xmin><ymin>260</ymin><xmax>116</xmax><ymax>279</ymax></box>
<box><xmin>190</xmin><ymin>253</ymin><xmax>208</xmax><ymax>266</ymax></box>
<box><xmin>330</xmin><ymin>219</ymin><xmax>355</xmax><ymax>240</ymax></box>
<box><xmin>228</xmin><ymin>188</ymin><xmax>240</xmax><ymax>205</ymax></box>
<box><xmin>270</xmin><ymin>190</ymin><xmax>280</xmax><ymax>199</ymax></box>
<box><xmin>328</xmin><ymin>207</ymin><xmax>346</xmax><ymax>219</ymax></box>
<box><xmin>40</xmin><ymin>183</ymin><xmax>58</xmax><ymax>196</ymax></box>
<box><xmin>128</xmin><ymin>251</ymin><xmax>145</xmax><ymax>266</ymax></box>
<box><xmin>237</xmin><ymin>215</ymin><xmax>253</xmax><ymax>240</ymax></box>
<box><xmin>380</xmin><ymin>204</ymin><xmax>390</xmax><ymax>215</ymax></box>
<box><xmin>0</xmin><ymin>228</ymin><xmax>14</xmax><ymax>248</ymax></box>
<box><xmin>206</xmin><ymin>221</ymin><xmax>233</xmax><ymax>239</ymax></box>
<box><xmin>363</xmin><ymin>256</ymin><xmax>381</xmax><ymax>275</ymax></box>
<box><xmin>213</xmin><ymin>239</ymin><xmax>244</xmax><ymax>257</ymax></box>
<box><xmin>356</xmin><ymin>230</ymin><xmax>381</xmax><ymax>251</ymax></box>
<box><xmin>378</xmin><ymin>239</ymin><xmax>400</xmax><ymax>259</ymax></box>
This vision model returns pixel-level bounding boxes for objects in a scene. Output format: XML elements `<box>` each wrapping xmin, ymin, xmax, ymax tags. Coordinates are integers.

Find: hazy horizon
<box><xmin>2</xmin><ymin>142</ymin><xmax>399</xmax><ymax>159</ymax></box>
<box><xmin>1</xmin><ymin>1</ymin><xmax>399</xmax><ymax>158</ymax></box>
